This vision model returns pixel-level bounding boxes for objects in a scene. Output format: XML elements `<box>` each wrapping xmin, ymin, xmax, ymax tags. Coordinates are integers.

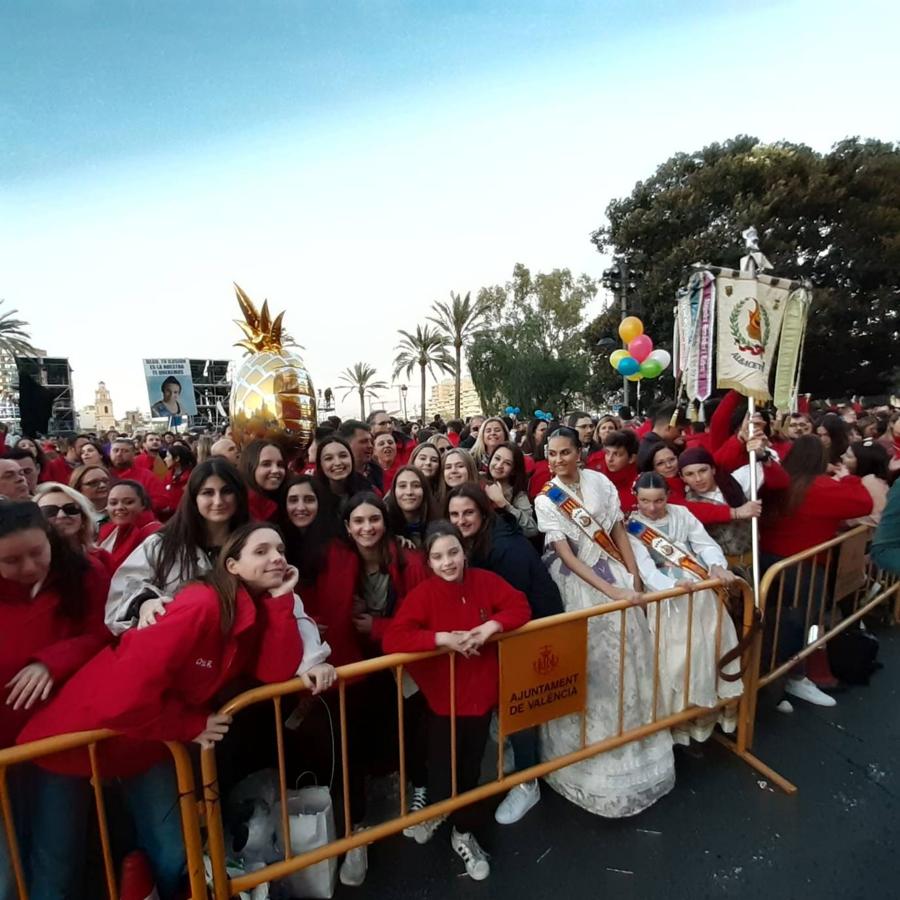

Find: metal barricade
<box><xmin>0</xmin><ymin>730</ymin><xmax>206</xmax><ymax>900</ymax></box>
<box><xmin>201</xmin><ymin>577</ymin><xmax>780</xmax><ymax>899</ymax></box>
<box><xmin>745</xmin><ymin>525</ymin><xmax>900</xmax><ymax>748</ymax></box>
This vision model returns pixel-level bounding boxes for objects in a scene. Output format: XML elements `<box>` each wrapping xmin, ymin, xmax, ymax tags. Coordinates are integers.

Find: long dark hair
<box><xmin>849</xmin><ymin>440</ymin><xmax>890</xmax><ymax>481</ymax></box>
<box><xmin>816</xmin><ymin>413</ymin><xmax>850</xmax><ymax>464</ymax></box>
<box><xmin>446</xmin><ymin>483</ymin><xmax>496</xmax><ymax>561</ymax></box>
<box><xmin>342</xmin><ymin>491</ymin><xmax>405</xmax><ymax>577</ymax></box>
<box><xmin>487</xmin><ymin>441</ymin><xmax>528</xmax><ymax>497</ymax></box>
<box><xmin>521</xmin><ymin>418</ymin><xmax>550</xmax><ymax>460</ymax></box>
<box><xmin>204</xmin><ymin>522</ymin><xmax>284</xmax><ymax>634</ymax></box>
<box><xmin>636</xmin><ymin>437</ymin><xmax>677</xmax><ymax>474</ymax></box>
<box><xmin>166</xmin><ymin>443</ymin><xmax>196</xmax><ymax>474</ymax></box>
<box><xmin>780</xmin><ymin>435</ymin><xmax>828</xmax><ymax>514</ymax></box>
<box><xmin>385</xmin><ymin>465</ymin><xmax>437</xmax><ymax>533</ymax></box>
<box><xmin>150</xmin><ymin>459</ymin><xmax>250</xmax><ymax>588</ymax></box>
<box><xmin>280</xmin><ymin>475</ymin><xmax>330</xmax><ymax>582</ymax></box>
<box><xmin>0</xmin><ymin>500</ymin><xmax>89</xmax><ymax>620</ymax></box>
<box><xmin>240</xmin><ymin>439</ymin><xmax>286</xmax><ymax>500</ymax></box>
<box><xmin>313</xmin><ymin>435</ymin><xmax>371</xmax><ymax>533</ymax></box>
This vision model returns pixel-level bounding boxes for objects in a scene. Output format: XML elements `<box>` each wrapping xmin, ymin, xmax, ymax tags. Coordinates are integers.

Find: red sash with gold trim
<box><xmin>541</xmin><ymin>482</ymin><xmax>625</xmax><ymax>565</ymax></box>
<box><xmin>626</xmin><ymin>518</ymin><xmax>709</xmax><ymax>581</ymax></box>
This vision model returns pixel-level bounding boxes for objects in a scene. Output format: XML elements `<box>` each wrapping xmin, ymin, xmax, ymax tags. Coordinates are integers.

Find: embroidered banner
<box><xmin>715</xmin><ymin>272</ymin><xmax>790</xmax><ymax>401</ymax></box>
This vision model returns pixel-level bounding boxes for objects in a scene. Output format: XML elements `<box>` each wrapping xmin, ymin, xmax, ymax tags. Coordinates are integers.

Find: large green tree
<box><xmin>468</xmin><ymin>264</ymin><xmax>597</xmax><ymax>416</ymax></box>
<box><xmin>586</xmin><ymin>136</ymin><xmax>900</xmax><ymax>400</ymax></box>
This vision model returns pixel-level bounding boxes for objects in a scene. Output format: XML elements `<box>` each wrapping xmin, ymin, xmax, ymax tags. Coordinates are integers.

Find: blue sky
<box><xmin>1</xmin><ymin>0</ymin><xmax>897</xmax><ymax>417</ymax></box>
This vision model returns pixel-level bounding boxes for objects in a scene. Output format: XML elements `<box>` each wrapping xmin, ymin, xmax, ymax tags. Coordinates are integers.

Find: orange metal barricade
<box><xmin>745</xmin><ymin>525</ymin><xmax>900</xmax><ymax>749</ymax></box>
<box><xmin>0</xmin><ymin>730</ymin><xmax>206</xmax><ymax>900</ymax></box>
<box><xmin>199</xmin><ymin>577</ymin><xmax>781</xmax><ymax>899</ymax></box>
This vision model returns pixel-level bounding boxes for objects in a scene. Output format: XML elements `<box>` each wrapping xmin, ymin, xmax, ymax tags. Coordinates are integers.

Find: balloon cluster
<box><xmin>504</xmin><ymin>406</ymin><xmax>521</xmax><ymax>416</ymax></box>
<box><xmin>533</xmin><ymin>409</ymin><xmax>553</xmax><ymax>422</ymax></box>
<box><xmin>609</xmin><ymin>317</ymin><xmax>671</xmax><ymax>382</ymax></box>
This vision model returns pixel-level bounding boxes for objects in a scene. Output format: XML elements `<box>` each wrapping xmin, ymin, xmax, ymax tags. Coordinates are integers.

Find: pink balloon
<box><xmin>628</xmin><ymin>334</ymin><xmax>654</xmax><ymax>363</ymax></box>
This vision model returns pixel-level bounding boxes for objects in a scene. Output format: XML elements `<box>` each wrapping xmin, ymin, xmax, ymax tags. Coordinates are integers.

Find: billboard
<box><xmin>143</xmin><ymin>358</ymin><xmax>198</xmax><ymax>419</ymax></box>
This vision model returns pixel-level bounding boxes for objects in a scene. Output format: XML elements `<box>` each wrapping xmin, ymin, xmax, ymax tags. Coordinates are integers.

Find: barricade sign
<box><xmin>498</xmin><ymin>619</ymin><xmax>588</xmax><ymax>735</ymax></box>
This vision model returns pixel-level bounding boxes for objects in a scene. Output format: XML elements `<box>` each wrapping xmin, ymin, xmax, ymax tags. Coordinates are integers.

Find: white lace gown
<box><xmin>534</xmin><ymin>471</ymin><xmax>676</xmax><ymax>818</ymax></box>
<box><xmin>628</xmin><ymin>505</ymin><xmax>744</xmax><ymax>745</ymax></box>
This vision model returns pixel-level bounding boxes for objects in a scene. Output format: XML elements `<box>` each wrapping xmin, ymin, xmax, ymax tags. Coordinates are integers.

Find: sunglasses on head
<box><xmin>41</xmin><ymin>503</ymin><xmax>83</xmax><ymax>519</ymax></box>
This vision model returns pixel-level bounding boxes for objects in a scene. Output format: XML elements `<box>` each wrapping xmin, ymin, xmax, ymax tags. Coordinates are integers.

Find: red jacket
<box><xmin>383</xmin><ymin>569</ymin><xmax>530</xmax><ymax>716</ymax></box>
<box><xmin>527</xmin><ymin>460</ymin><xmax>552</xmax><ymax>501</ymax></box>
<box><xmin>39</xmin><ymin>454</ymin><xmax>73</xmax><ymax>485</ymax></box>
<box><xmin>0</xmin><ymin>557</ymin><xmax>111</xmax><ymax>748</ymax></box>
<box><xmin>249</xmin><ymin>489</ymin><xmax>279</xmax><ymax>523</ymax></box>
<box><xmin>19</xmin><ymin>583</ymin><xmax>304</xmax><ymax>777</ymax></box>
<box><xmin>133</xmin><ymin>452</ymin><xmax>167</xmax><ymax>480</ymax></box>
<box><xmin>162</xmin><ymin>467</ymin><xmax>192</xmax><ymax>515</ymax></box>
<box><xmin>111</xmin><ymin>464</ymin><xmax>169</xmax><ymax>515</ymax></box>
<box><xmin>709</xmin><ymin>389</ymin><xmax>743</xmax><ymax>451</ymax></box>
<box><xmin>299</xmin><ymin>540</ymin><xmax>429</xmax><ymax>666</ymax></box>
<box><xmin>98</xmin><ymin>515</ymin><xmax>161</xmax><ymax>574</ymax></box>
<box><xmin>665</xmin><ymin>476</ymin><xmax>732</xmax><ymax>526</ymax></box>
<box><xmin>761</xmin><ymin>475</ymin><xmax>874</xmax><ymax>558</ymax></box>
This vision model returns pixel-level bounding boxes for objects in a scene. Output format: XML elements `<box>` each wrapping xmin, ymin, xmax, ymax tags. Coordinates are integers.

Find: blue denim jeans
<box><xmin>121</xmin><ymin>761</ymin><xmax>186</xmax><ymax>900</ymax></box>
<box><xmin>0</xmin><ymin>764</ymin><xmax>89</xmax><ymax>900</ymax></box>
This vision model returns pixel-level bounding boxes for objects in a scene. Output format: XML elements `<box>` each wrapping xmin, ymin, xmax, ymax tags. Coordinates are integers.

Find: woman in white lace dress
<box><xmin>627</xmin><ymin>472</ymin><xmax>743</xmax><ymax>745</ymax></box>
<box><xmin>534</xmin><ymin>428</ymin><xmax>675</xmax><ymax>818</ymax></box>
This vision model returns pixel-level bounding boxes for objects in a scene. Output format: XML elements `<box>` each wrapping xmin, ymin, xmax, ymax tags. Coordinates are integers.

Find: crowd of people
<box><xmin>1</xmin><ymin>393</ymin><xmax>899</xmax><ymax>896</ymax></box>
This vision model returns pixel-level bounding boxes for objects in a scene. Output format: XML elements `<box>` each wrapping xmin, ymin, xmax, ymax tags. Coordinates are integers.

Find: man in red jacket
<box><xmin>109</xmin><ymin>438</ymin><xmax>168</xmax><ymax>514</ymax></box>
<box><xmin>134</xmin><ymin>432</ymin><xmax>167</xmax><ymax>480</ymax></box>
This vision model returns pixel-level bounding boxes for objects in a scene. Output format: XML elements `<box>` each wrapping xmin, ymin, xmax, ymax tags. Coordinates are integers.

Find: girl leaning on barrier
<box><xmin>534</xmin><ymin>426</ymin><xmax>676</xmax><ymax>819</ymax></box>
<box><xmin>0</xmin><ymin>499</ymin><xmax>111</xmax><ymax>900</ymax></box>
<box><xmin>19</xmin><ymin>522</ymin><xmax>334</xmax><ymax>900</ymax></box>
<box><xmin>759</xmin><ymin>434</ymin><xmax>874</xmax><ymax>709</ymax></box>
<box><xmin>447</xmin><ymin>482</ymin><xmax>564</xmax><ymax>825</ymax></box>
<box><xmin>627</xmin><ymin>472</ymin><xmax>744</xmax><ymax>745</ymax></box>
<box><xmin>383</xmin><ymin>521</ymin><xmax>531</xmax><ymax>881</ymax></box>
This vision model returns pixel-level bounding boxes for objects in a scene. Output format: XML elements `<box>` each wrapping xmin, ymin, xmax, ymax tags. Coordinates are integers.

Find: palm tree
<box><xmin>428</xmin><ymin>291</ymin><xmax>491</xmax><ymax>418</ymax></box>
<box><xmin>392</xmin><ymin>325</ymin><xmax>454</xmax><ymax>423</ymax></box>
<box><xmin>338</xmin><ymin>362</ymin><xmax>389</xmax><ymax>419</ymax></box>
<box><xmin>0</xmin><ymin>301</ymin><xmax>39</xmax><ymax>359</ymax></box>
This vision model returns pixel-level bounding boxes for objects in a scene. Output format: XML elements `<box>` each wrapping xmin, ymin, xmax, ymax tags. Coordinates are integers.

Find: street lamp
<box><xmin>400</xmin><ymin>385</ymin><xmax>408</xmax><ymax>422</ymax></box>
<box><xmin>601</xmin><ymin>257</ymin><xmax>641</xmax><ymax>406</ymax></box>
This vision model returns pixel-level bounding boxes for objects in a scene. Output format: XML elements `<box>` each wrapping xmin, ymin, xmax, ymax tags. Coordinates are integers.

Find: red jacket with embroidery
<box><xmin>761</xmin><ymin>475</ymin><xmax>874</xmax><ymax>558</ymax></box>
<box><xmin>299</xmin><ymin>540</ymin><xmax>429</xmax><ymax>666</ymax></box>
<box><xmin>19</xmin><ymin>583</ymin><xmax>304</xmax><ymax>776</ymax></box>
<box><xmin>0</xmin><ymin>557</ymin><xmax>111</xmax><ymax>748</ymax></box>
<box><xmin>383</xmin><ymin>568</ymin><xmax>531</xmax><ymax>716</ymax></box>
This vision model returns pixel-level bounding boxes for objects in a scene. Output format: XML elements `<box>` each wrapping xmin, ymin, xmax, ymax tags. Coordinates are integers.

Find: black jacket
<box><xmin>470</xmin><ymin>514</ymin><xmax>563</xmax><ymax>619</ymax></box>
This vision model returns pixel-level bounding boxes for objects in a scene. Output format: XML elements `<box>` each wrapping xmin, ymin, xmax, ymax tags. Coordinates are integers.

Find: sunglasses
<box><xmin>82</xmin><ymin>478</ymin><xmax>110</xmax><ymax>489</ymax></box>
<box><xmin>41</xmin><ymin>503</ymin><xmax>83</xmax><ymax>519</ymax></box>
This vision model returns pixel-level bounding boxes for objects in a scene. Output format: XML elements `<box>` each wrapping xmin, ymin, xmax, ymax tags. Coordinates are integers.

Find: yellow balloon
<box><xmin>626</xmin><ymin>373</ymin><xmax>643</xmax><ymax>382</ymax></box>
<box><xmin>609</xmin><ymin>349</ymin><xmax>629</xmax><ymax>370</ymax></box>
<box><xmin>619</xmin><ymin>316</ymin><xmax>644</xmax><ymax>344</ymax></box>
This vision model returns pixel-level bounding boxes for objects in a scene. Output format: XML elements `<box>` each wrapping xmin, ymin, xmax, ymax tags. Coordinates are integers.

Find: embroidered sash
<box><xmin>626</xmin><ymin>518</ymin><xmax>709</xmax><ymax>581</ymax></box>
<box><xmin>541</xmin><ymin>482</ymin><xmax>625</xmax><ymax>565</ymax></box>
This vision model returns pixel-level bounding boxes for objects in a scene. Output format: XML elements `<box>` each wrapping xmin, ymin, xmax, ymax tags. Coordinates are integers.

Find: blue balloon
<box><xmin>617</xmin><ymin>356</ymin><xmax>640</xmax><ymax>376</ymax></box>
<box><xmin>513</xmin><ymin>407</ymin><xmax>521</xmax><ymax>415</ymax></box>
<box><xmin>534</xmin><ymin>409</ymin><xmax>544</xmax><ymax>418</ymax></box>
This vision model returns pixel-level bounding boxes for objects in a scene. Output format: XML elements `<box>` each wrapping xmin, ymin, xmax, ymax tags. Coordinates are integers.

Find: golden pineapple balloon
<box><xmin>229</xmin><ymin>283</ymin><xmax>317</xmax><ymax>451</ymax></box>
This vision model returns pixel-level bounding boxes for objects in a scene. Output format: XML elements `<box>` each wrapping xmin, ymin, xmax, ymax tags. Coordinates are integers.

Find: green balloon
<box><xmin>639</xmin><ymin>359</ymin><xmax>663</xmax><ymax>378</ymax></box>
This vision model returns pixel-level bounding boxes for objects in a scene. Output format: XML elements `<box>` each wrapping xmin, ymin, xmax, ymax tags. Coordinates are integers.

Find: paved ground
<box><xmin>338</xmin><ymin>626</ymin><xmax>899</xmax><ymax>900</ymax></box>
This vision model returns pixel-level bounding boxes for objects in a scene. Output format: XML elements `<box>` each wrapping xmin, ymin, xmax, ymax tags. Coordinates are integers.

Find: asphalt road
<box><xmin>339</xmin><ymin>626</ymin><xmax>899</xmax><ymax>900</ymax></box>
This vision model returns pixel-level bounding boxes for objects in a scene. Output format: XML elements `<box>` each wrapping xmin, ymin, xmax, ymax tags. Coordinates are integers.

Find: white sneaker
<box><xmin>785</xmin><ymin>676</ymin><xmax>837</xmax><ymax>707</ymax></box>
<box><xmin>776</xmin><ymin>698</ymin><xmax>794</xmax><ymax>714</ymax></box>
<box><xmin>339</xmin><ymin>828</ymin><xmax>368</xmax><ymax>887</ymax></box>
<box><xmin>451</xmin><ymin>828</ymin><xmax>490</xmax><ymax>881</ymax></box>
<box><xmin>494</xmin><ymin>780</ymin><xmax>540</xmax><ymax>824</ymax></box>
<box><xmin>402</xmin><ymin>786</ymin><xmax>428</xmax><ymax>838</ymax></box>
<box><xmin>407</xmin><ymin>814</ymin><xmax>447</xmax><ymax>845</ymax></box>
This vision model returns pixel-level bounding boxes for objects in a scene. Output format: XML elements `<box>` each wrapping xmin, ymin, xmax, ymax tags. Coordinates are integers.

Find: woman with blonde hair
<box><xmin>470</xmin><ymin>417</ymin><xmax>510</xmax><ymax>474</ymax></box>
<box><xmin>439</xmin><ymin>447</ymin><xmax>480</xmax><ymax>507</ymax></box>
<box><xmin>35</xmin><ymin>482</ymin><xmax>101</xmax><ymax>555</ymax></box>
